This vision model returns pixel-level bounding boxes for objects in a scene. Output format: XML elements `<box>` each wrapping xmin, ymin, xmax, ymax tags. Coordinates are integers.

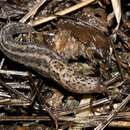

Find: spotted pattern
<box><xmin>0</xmin><ymin>22</ymin><xmax>106</xmax><ymax>94</ymax></box>
<box><xmin>49</xmin><ymin>59</ymin><xmax>106</xmax><ymax>94</ymax></box>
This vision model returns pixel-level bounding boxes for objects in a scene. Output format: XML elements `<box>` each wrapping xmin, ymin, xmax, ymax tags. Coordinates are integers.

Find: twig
<box><xmin>29</xmin><ymin>0</ymin><xmax>96</xmax><ymax>26</ymax></box>
<box><xmin>6</xmin><ymin>82</ymin><xmax>30</xmax><ymax>89</ymax></box>
<box><xmin>54</xmin><ymin>97</ymin><xmax>111</xmax><ymax>117</ymax></box>
<box><xmin>94</xmin><ymin>95</ymin><xmax>130</xmax><ymax>130</ymax></box>
<box><xmin>0</xmin><ymin>91</ymin><xmax>11</xmax><ymax>98</ymax></box>
<box><xmin>28</xmin><ymin>75</ymin><xmax>58</xmax><ymax>128</ymax></box>
<box><xmin>110</xmin><ymin>121</ymin><xmax>130</xmax><ymax>128</ymax></box>
<box><xmin>0</xmin><ymin>99</ymin><xmax>30</xmax><ymax>106</ymax></box>
<box><xmin>111</xmin><ymin>37</ymin><xmax>124</xmax><ymax>80</ymax></box>
<box><xmin>0</xmin><ymin>58</ymin><xmax>5</xmax><ymax>69</ymax></box>
<box><xmin>76</xmin><ymin>97</ymin><xmax>111</xmax><ymax>114</ymax></box>
<box><xmin>0</xmin><ymin>69</ymin><xmax>33</xmax><ymax>76</ymax></box>
<box><xmin>20</xmin><ymin>0</ymin><xmax>48</xmax><ymax>23</ymax></box>
<box><xmin>0</xmin><ymin>79</ymin><xmax>31</xmax><ymax>102</ymax></box>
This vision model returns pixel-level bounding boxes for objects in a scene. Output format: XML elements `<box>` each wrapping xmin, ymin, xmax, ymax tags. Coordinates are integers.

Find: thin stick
<box><xmin>29</xmin><ymin>0</ymin><xmax>96</xmax><ymax>26</ymax></box>
<box><xmin>0</xmin><ymin>79</ymin><xmax>31</xmax><ymax>102</ymax></box>
<box><xmin>94</xmin><ymin>95</ymin><xmax>130</xmax><ymax>130</ymax></box>
<box><xmin>0</xmin><ymin>69</ymin><xmax>33</xmax><ymax>76</ymax></box>
<box><xmin>0</xmin><ymin>58</ymin><xmax>5</xmax><ymax>69</ymax></box>
<box><xmin>20</xmin><ymin>0</ymin><xmax>48</xmax><ymax>23</ymax></box>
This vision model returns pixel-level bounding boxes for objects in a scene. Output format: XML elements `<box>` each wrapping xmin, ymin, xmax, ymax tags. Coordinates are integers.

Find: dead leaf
<box><xmin>111</xmin><ymin>0</ymin><xmax>121</xmax><ymax>30</ymax></box>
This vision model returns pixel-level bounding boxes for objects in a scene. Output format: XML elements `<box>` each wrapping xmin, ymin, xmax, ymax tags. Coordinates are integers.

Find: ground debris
<box><xmin>0</xmin><ymin>0</ymin><xmax>130</xmax><ymax>130</ymax></box>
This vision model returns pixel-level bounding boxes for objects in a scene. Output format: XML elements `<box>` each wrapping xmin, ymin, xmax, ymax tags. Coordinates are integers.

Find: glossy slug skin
<box><xmin>0</xmin><ymin>22</ymin><xmax>106</xmax><ymax>94</ymax></box>
<box><xmin>0</xmin><ymin>22</ymin><xmax>63</xmax><ymax>77</ymax></box>
<box><xmin>49</xmin><ymin>59</ymin><xmax>106</xmax><ymax>94</ymax></box>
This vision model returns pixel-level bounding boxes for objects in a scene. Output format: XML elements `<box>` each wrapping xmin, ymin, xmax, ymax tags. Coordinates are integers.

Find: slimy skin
<box><xmin>49</xmin><ymin>60</ymin><xmax>106</xmax><ymax>94</ymax></box>
<box><xmin>0</xmin><ymin>22</ymin><xmax>106</xmax><ymax>94</ymax></box>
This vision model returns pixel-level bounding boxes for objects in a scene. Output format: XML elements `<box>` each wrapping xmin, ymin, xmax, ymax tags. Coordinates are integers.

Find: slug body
<box><xmin>49</xmin><ymin>59</ymin><xmax>105</xmax><ymax>93</ymax></box>
<box><xmin>0</xmin><ymin>22</ymin><xmax>62</xmax><ymax>77</ymax></box>
<box><xmin>0</xmin><ymin>22</ymin><xmax>106</xmax><ymax>94</ymax></box>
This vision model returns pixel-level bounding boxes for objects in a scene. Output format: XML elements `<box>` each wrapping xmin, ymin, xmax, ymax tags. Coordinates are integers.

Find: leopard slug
<box><xmin>49</xmin><ymin>60</ymin><xmax>106</xmax><ymax>93</ymax></box>
<box><xmin>0</xmin><ymin>22</ymin><xmax>63</xmax><ymax>77</ymax></box>
<box><xmin>0</xmin><ymin>22</ymin><xmax>106</xmax><ymax>94</ymax></box>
